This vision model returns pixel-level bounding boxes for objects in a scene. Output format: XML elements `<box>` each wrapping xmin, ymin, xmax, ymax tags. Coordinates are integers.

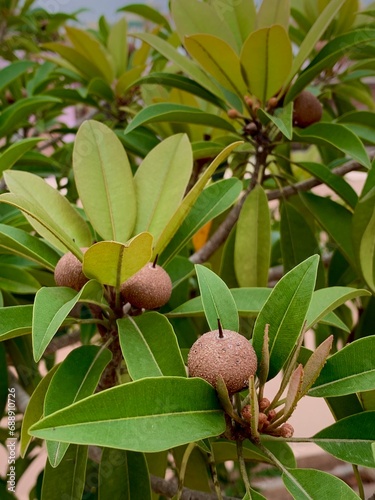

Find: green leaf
<box><xmin>300</xmin><ymin>192</ymin><xmax>355</xmax><ymax>265</ymax></box>
<box><xmin>154</xmin><ymin>141</ymin><xmax>242</xmax><ymax>257</ymax></box>
<box><xmin>41</xmin><ymin>445</ymin><xmax>88</xmax><ymax>499</ymax></box>
<box><xmin>0</xmin><ymin>138</ymin><xmax>42</xmax><ymax>175</ymax></box>
<box><xmin>99</xmin><ymin>448</ymin><xmax>151</xmax><ymax>500</ymax></box>
<box><xmin>258</xmin><ymin>102</ymin><xmax>293</xmax><ymax>139</ymax></box>
<box><xmin>83</xmin><ymin>235</ymin><xmax>153</xmax><ymax>287</ymax></box>
<box><xmin>296</xmin><ymin>162</ymin><xmax>358</xmax><ymax>209</ymax></box>
<box><xmin>167</xmin><ymin>287</ymin><xmax>271</xmax><ymax>318</ymax></box>
<box><xmin>32</xmin><ymin>281</ymin><xmax>104</xmax><ymax>362</ymax></box>
<box><xmin>234</xmin><ymin>185</ymin><xmax>271</xmax><ymax>287</ymax></box>
<box><xmin>125</xmin><ymin>103</ymin><xmax>237</xmax><ymax>135</ymax></box>
<box><xmin>313</xmin><ymin>411</ymin><xmax>375</xmax><ymax>467</ymax></box>
<box><xmin>0</xmin><ymin>264</ymin><xmax>40</xmax><ymax>294</ymax></box>
<box><xmin>213</xmin><ymin>0</ymin><xmax>256</xmax><ymax>47</ymax></box>
<box><xmin>283</xmin><ymin>468</ymin><xmax>361</xmax><ymax>500</ymax></box>
<box><xmin>0</xmin><ymin>223</ymin><xmax>60</xmax><ymax>271</ymax></box>
<box><xmin>118</xmin><ymin>312</ymin><xmax>186</xmax><ymax>380</ymax></box>
<box><xmin>184</xmin><ymin>34</ymin><xmax>247</xmax><ymax>98</ymax></box>
<box><xmin>44</xmin><ymin>345</ymin><xmax>111</xmax><ymax>467</ymax></box>
<box><xmin>134</xmin><ymin>134</ymin><xmax>192</xmax><ymax>240</ymax></box>
<box><xmin>171</xmin><ymin>0</ymin><xmax>238</xmax><ymax>51</ymax></box>
<box><xmin>309</xmin><ymin>337</ymin><xmax>375</xmax><ymax>397</ymax></box>
<box><xmin>20</xmin><ymin>365</ymin><xmax>59</xmax><ymax>457</ymax></box>
<box><xmin>29</xmin><ymin>377</ymin><xmax>226</xmax><ymax>452</ymax></box>
<box><xmin>0</xmin><ymin>61</ymin><xmax>35</xmax><ymax>94</ymax></box>
<box><xmin>300</xmin><ymin>335</ymin><xmax>333</xmax><ymax>397</ymax></box>
<box><xmin>134</xmin><ymin>33</ymin><xmax>224</xmax><ymax>98</ymax></box>
<box><xmin>240</xmin><ymin>25</ymin><xmax>292</xmax><ymax>103</ymax></box>
<box><xmin>286</xmin><ymin>29</ymin><xmax>375</xmax><ymax>103</ymax></box>
<box><xmin>256</xmin><ymin>0</ymin><xmax>290</xmax><ymax>29</ymax></box>
<box><xmin>336</xmin><ymin>110</ymin><xmax>375</xmax><ymax>146</ymax></box>
<box><xmin>118</xmin><ymin>3</ymin><xmax>171</xmax><ymax>31</ymax></box>
<box><xmin>160</xmin><ymin>178</ymin><xmax>242</xmax><ymax>266</ymax></box>
<box><xmin>73</xmin><ymin>120</ymin><xmax>137</xmax><ymax>242</ymax></box>
<box><xmin>107</xmin><ymin>17</ymin><xmax>128</xmax><ymax>77</ymax></box>
<box><xmin>0</xmin><ymin>305</ymin><xmax>32</xmax><ymax>341</ymax></box>
<box><xmin>43</xmin><ymin>42</ymin><xmax>103</xmax><ymax>80</ymax></box>
<box><xmin>195</xmin><ymin>264</ymin><xmax>239</xmax><ymax>332</ymax></box>
<box><xmin>285</xmin><ymin>0</ymin><xmax>346</xmax><ymax>87</ymax></box>
<box><xmin>252</xmin><ymin>256</ymin><xmax>319</xmax><ymax>380</ymax></box>
<box><xmin>305</xmin><ymin>287</ymin><xmax>371</xmax><ymax>330</ymax></box>
<box><xmin>0</xmin><ymin>96</ymin><xmax>61</xmax><ymax>137</ymax></box>
<box><xmin>294</xmin><ymin>123</ymin><xmax>370</xmax><ymax>169</ymax></box>
<box><xmin>65</xmin><ymin>26</ymin><xmax>114</xmax><ymax>83</ymax></box>
<box><xmin>1</xmin><ymin>170</ymin><xmax>92</xmax><ymax>257</ymax></box>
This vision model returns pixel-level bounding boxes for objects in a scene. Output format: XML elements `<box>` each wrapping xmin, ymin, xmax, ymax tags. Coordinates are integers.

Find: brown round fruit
<box><xmin>187</xmin><ymin>329</ymin><xmax>258</xmax><ymax>394</ymax></box>
<box><xmin>293</xmin><ymin>90</ymin><xmax>322</xmax><ymax>128</ymax></box>
<box><xmin>54</xmin><ymin>250</ymin><xmax>88</xmax><ymax>291</ymax></box>
<box><xmin>120</xmin><ymin>263</ymin><xmax>172</xmax><ymax>310</ymax></box>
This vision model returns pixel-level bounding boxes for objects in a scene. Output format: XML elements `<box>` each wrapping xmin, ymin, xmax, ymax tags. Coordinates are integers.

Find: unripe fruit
<box><xmin>187</xmin><ymin>325</ymin><xmax>258</xmax><ymax>394</ymax></box>
<box><xmin>293</xmin><ymin>90</ymin><xmax>322</xmax><ymax>128</ymax></box>
<box><xmin>54</xmin><ymin>250</ymin><xmax>88</xmax><ymax>291</ymax></box>
<box><xmin>120</xmin><ymin>262</ymin><xmax>172</xmax><ymax>310</ymax></box>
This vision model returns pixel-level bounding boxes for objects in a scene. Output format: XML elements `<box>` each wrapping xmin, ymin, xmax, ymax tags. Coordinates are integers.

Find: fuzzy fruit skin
<box><xmin>120</xmin><ymin>263</ymin><xmax>172</xmax><ymax>310</ymax></box>
<box><xmin>54</xmin><ymin>250</ymin><xmax>88</xmax><ymax>291</ymax></box>
<box><xmin>187</xmin><ymin>329</ymin><xmax>258</xmax><ymax>394</ymax></box>
<box><xmin>293</xmin><ymin>90</ymin><xmax>322</xmax><ymax>128</ymax></box>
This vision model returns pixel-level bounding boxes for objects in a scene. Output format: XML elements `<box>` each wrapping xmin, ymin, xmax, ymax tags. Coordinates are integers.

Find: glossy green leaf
<box><xmin>286</xmin><ymin>0</ymin><xmax>345</xmax><ymax>87</ymax></box>
<box><xmin>118</xmin><ymin>3</ymin><xmax>171</xmax><ymax>31</ymax></box>
<box><xmin>65</xmin><ymin>26</ymin><xmax>114</xmax><ymax>82</ymax></box>
<box><xmin>1</xmin><ymin>170</ymin><xmax>91</xmax><ymax>257</ymax></box>
<box><xmin>134</xmin><ymin>33</ymin><xmax>223</xmax><ymax>98</ymax></box>
<box><xmin>235</xmin><ymin>185</ymin><xmax>271</xmax><ymax>287</ymax></box>
<box><xmin>312</xmin><ymin>411</ymin><xmax>375</xmax><ymax>467</ymax></box>
<box><xmin>295</xmin><ymin>123</ymin><xmax>370</xmax><ymax>169</ymax></box>
<box><xmin>160</xmin><ymin>178</ymin><xmax>242</xmax><ymax>266</ymax></box>
<box><xmin>42</xmin><ymin>445</ymin><xmax>88</xmax><ymax>499</ymax></box>
<box><xmin>0</xmin><ymin>264</ymin><xmax>40</xmax><ymax>294</ymax></box>
<box><xmin>45</xmin><ymin>345</ymin><xmax>111</xmax><ymax>467</ymax></box>
<box><xmin>83</xmin><ymin>235</ymin><xmax>153</xmax><ymax>287</ymax></box>
<box><xmin>107</xmin><ymin>17</ymin><xmax>128</xmax><ymax>77</ymax></box>
<box><xmin>195</xmin><ymin>264</ymin><xmax>239</xmax><ymax>332</ymax></box>
<box><xmin>296</xmin><ymin>162</ymin><xmax>358</xmax><ymax>208</ymax></box>
<box><xmin>252</xmin><ymin>255</ymin><xmax>319</xmax><ymax>380</ymax></box>
<box><xmin>171</xmin><ymin>0</ymin><xmax>238</xmax><ymax>50</ymax></box>
<box><xmin>240</xmin><ymin>25</ymin><xmax>292</xmax><ymax>103</ymax></box>
<box><xmin>73</xmin><ymin>120</ymin><xmax>136</xmax><ymax>242</ymax></box>
<box><xmin>0</xmin><ymin>305</ymin><xmax>32</xmax><ymax>341</ymax></box>
<box><xmin>283</xmin><ymin>468</ymin><xmax>361</xmax><ymax>500</ymax></box>
<box><xmin>0</xmin><ymin>138</ymin><xmax>42</xmax><ymax>175</ymax></box>
<box><xmin>164</xmin><ymin>255</ymin><xmax>194</xmax><ymax>289</ymax></box>
<box><xmin>134</xmin><ymin>72</ymin><xmax>226</xmax><ymax>109</ymax></box>
<box><xmin>257</xmin><ymin>0</ymin><xmax>290</xmax><ymax>29</ymax></box>
<box><xmin>134</xmin><ymin>134</ymin><xmax>192</xmax><ymax>240</ymax></box>
<box><xmin>0</xmin><ymin>223</ymin><xmax>60</xmax><ymax>271</ymax></box>
<box><xmin>125</xmin><ymin>103</ymin><xmax>236</xmax><ymax>135</ymax></box>
<box><xmin>0</xmin><ymin>96</ymin><xmax>61</xmax><ymax>137</ymax></box>
<box><xmin>300</xmin><ymin>192</ymin><xmax>355</xmax><ymax>265</ymax></box>
<box><xmin>214</xmin><ymin>0</ymin><xmax>256</xmax><ymax>47</ymax></box>
<box><xmin>99</xmin><ymin>448</ymin><xmax>151</xmax><ymax>500</ymax></box>
<box><xmin>286</xmin><ymin>29</ymin><xmax>375</xmax><ymax>103</ymax></box>
<box><xmin>118</xmin><ymin>312</ymin><xmax>186</xmax><ymax>380</ymax></box>
<box><xmin>20</xmin><ymin>365</ymin><xmax>59</xmax><ymax>457</ymax></box>
<box><xmin>167</xmin><ymin>287</ymin><xmax>271</xmax><ymax>318</ymax></box>
<box><xmin>32</xmin><ymin>281</ymin><xmax>104</xmax><ymax>362</ymax></box>
<box><xmin>29</xmin><ymin>377</ymin><xmax>226</xmax><ymax>452</ymax></box>
<box><xmin>258</xmin><ymin>102</ymin><xmax>293</xmax><ymax>139</ymax></box>
<box><xmin>305</xmin><ymin>287</ymin><xmax>371</xmax><ymax>330</ymax></box>
<box><xmin>154</xmin><ymin>141</ymin><xmax>242</xmax><ymax>257</ymax></box>
<box><xmin>184</xmin><ymin>34</ymin><xmax>247</xmax><ymax>98</ymax></box>
<box><xmin>337</xmin><ymin>110</ymin><xmax>375</xmax><ymax>145</ymax></box>
<box><xmin>309</xmin><ymin>337</ymin><xmax>375</xmax><ymax>397</ymax></box>
<box><xmin>352</xmin><ymin>187</ymin><xmax>375</xmax><ymax>292</ymax></box>
<box><xmin>0</xmin><ymin>61</ymin><xmax>34</xmax><ymax>93</ymax></box>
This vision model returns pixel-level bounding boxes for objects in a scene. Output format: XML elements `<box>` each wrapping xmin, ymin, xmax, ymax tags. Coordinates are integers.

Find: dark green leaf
<box><xmin>0</xmin><ymin>138</ymin><xmax>42</xmax><ymax>175</ymax></box>
<box><xmin>0</xmin><ymin>305</ymin><xmax>32</xmax><ymax>341</ymax></box>
<box><xmin>0</xmin><ymin>61</ymin><xmax>35</xmax><ymax>94</ymax></box>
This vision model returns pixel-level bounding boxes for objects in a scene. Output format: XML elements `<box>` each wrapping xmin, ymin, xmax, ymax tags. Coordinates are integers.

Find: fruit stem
<box><xmin>152</xmin><ymin>254</ymin><xmax>159</xmax><ymax>268</ymax></box>
<box><xmin>217</xmin><ymin>318</ymin><xmax>224</xmax><ymax>338</ymax></box>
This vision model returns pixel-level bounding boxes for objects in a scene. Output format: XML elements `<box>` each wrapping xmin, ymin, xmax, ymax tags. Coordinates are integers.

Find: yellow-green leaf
<box><xmin>107</xmin><ymin>17</ymin><xmax>128</xmax><ymax>77</ymax></box>
<box><xmin>257</xmin><ymin>0</ymin><xmax>290</xmax><ymax>30</ymax></box>
<box><xmin>240</xmin><ymin>25</ymin><xmax>292</xmax><ymax>103</ymax></box>
<box><xmin>184</xmin><ymin>34</ymin><xmax>247</xmax><ymax>99</ymax></box>
<box><xmin>83</xmin><ymin>234</ymin><xmax>153</xmax><ymax>287</ymax></box>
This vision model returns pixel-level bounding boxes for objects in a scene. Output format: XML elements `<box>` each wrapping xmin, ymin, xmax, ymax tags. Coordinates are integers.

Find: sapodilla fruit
<box><xmin>120</xmin><ymin>260</ymin><xmax>172</xmax><ymax>310</ymax></box>
<box><xmin>293</xmin><ymin>90</ymin><xmax>322</xmax><ymax>128</ymax></box>
<box><xmin>188</xmin><ymin>321</ymin><xmax>258</xmax><ymax>394</ymax></box>
<box><xmin>54</xmin><ymin>249</ymin><xmax>88</xmax><ymax>291</ymax></box>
